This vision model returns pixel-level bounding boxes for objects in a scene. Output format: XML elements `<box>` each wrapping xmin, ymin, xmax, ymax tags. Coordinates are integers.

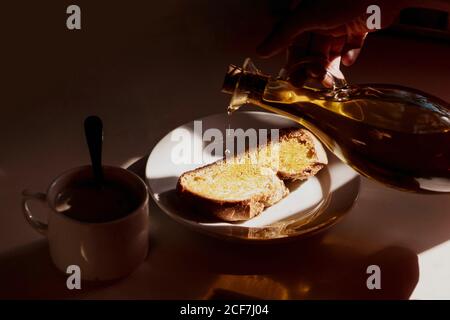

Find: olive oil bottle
<box><xmin>222</xmin><ymin>59</ymin><xmax>450</xmax><ymax>193</ymax></box>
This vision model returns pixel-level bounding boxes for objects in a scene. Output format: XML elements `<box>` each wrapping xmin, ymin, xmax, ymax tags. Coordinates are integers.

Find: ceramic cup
<box><xmin>22</xmin><ymin>165</ymin><xmax>150</xmax><ymax>281</ymax></box>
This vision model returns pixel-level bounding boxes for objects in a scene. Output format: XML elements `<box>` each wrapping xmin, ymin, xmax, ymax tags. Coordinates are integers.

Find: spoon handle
<box><xmin>84</xmin><ymin>116</ymin><xmax>104</xmax><ymax>183</ymax></box>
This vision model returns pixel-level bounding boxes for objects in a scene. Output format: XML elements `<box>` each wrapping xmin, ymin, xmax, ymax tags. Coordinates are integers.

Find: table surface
<box><xmin>1</xmin><ymin>1</ymin><xmax>450</xmax><ymax>299</ymax></box>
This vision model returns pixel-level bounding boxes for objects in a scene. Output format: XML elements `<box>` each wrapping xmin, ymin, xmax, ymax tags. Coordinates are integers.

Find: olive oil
<box><xmin>222</xmin><ymin>59</ymin><xmax>450</xmax><ymax>193</ymax></box>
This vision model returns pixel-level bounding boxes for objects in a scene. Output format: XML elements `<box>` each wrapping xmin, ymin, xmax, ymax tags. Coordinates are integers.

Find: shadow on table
<box><xmin>180</xmin><ymin>235</ymin><xmax>419</xmax><ymax>300</ymax></box>
<box><xmin>0</xmin><ymin>240</ymin><xmax>124</xmax><ymax>299</ymax></box>
<box><xmin>0</xmin><ymin>228</ymin><xmax>418</xmax><ymax>300</ymax></box>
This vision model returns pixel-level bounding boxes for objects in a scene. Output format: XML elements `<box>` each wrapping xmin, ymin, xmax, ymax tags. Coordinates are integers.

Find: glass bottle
<box><xmin>222</xmin><ymin>58</ymin><xmax>450</xmax><ymax>193</ymax></box>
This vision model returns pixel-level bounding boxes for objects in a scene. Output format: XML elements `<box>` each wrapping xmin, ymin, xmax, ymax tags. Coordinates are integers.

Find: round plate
<box><xmin>146</xmin><ymin>111</ymin><xmax>360</xmax><ymax>241</ymax></box>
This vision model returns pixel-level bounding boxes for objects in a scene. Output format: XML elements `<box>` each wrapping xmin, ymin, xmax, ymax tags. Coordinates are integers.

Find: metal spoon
<box><xmin>84</xmin><ymin>115</ymin><xmax>104</xmax><ymax>185</ymax></box>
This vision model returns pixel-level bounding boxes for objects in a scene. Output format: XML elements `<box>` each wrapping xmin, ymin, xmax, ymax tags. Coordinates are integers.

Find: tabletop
<box><xmin>1</xmin><ymin>0</ymin><xmax>450</xmax><ymax>299</ymax></box>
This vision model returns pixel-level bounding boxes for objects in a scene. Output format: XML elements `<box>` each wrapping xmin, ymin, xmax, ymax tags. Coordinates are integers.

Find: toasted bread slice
<box><xmin>177</xmin><ymin>128</ymin><xmax>327</xmax><ymax>222</ymax></box>
<box><xmin>177</xmin><ymin>163</ymin><xmax>288</xmax><ymax>221</ymax></box>
<box><xmin>275</xmin><ymin>128</ymin><xmax>328</xmax><ymax>180</ymax></box>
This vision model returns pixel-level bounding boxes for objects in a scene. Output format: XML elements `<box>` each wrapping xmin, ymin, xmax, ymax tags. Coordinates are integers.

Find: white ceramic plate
<box><xmin>146</xmin><ymin>111</ymin><xmax>360</xmax><ymax>241</ymax></box>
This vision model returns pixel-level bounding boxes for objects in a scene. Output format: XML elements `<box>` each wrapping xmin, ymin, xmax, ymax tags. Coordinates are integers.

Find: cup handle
<box><xmin>22</xmin><ymin>190</ymin><xmax>48</xmax><ymax>235</ymax></box>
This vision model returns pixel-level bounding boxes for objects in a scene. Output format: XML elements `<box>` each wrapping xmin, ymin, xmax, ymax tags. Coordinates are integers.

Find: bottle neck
<box><xmin>222</xmin><ymin>64</ymin><xmax>269</xmax><ymax>104</ymax></box>
<box><xmin>222</xmin><ymin>64</ymin><xmax>350</xmax><ymax>107</ymax></box>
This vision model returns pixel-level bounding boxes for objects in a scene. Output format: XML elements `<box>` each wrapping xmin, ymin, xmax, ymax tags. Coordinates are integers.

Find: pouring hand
<box><xmin>257</xmin><ymin>0</ymin><xmax>403</xmax><ymax>86</ymax></box>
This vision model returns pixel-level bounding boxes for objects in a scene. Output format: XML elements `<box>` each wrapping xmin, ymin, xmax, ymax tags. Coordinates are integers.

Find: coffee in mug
<box><xmin>55</xmin><ymin>180</ymin><xmax>140</xmax><ymax>223</ymax></box>
<box><xmin>22</xmin><ymin>165</ymin><xmax>150</xmax><ymax>281</ymax></box>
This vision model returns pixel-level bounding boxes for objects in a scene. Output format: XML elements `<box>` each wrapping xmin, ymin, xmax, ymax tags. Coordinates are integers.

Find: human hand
<box><xmin>257</xmin><ymin>0</ymin><xmax>403</xmax><ymax>86</ymax></box>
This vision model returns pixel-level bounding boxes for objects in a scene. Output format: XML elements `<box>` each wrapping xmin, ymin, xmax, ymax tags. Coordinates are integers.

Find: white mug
<box><xmin>22</xmin><ymin>165</ymin><xmax>150</xmax><ymax>281</ymax></box>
